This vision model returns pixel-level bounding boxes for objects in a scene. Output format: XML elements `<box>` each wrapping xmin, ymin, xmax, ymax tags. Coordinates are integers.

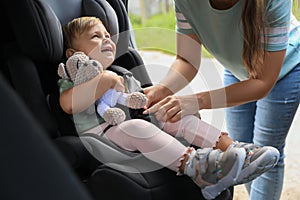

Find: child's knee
<box><xmin>119</xmin><ymin>119</ymin><xmax>161</xmax><ymax>138</ymax></box>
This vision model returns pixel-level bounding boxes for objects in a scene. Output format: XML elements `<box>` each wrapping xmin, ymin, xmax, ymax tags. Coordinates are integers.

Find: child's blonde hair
<box><xmin>63</xmin><ymin>16</ymin><xmax>103</xmax><ymax>49</ymax></box>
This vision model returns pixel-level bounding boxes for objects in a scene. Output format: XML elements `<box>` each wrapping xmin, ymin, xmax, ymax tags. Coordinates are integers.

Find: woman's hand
<box><xmin>143</xmin><ymin>84</ymin><xmax>173</xmax><ymax>109</ymax></box>
<box><xmin>144</xmin><ymin>94</ymin><xmax>199</xmax><ymax>123</ymax></box>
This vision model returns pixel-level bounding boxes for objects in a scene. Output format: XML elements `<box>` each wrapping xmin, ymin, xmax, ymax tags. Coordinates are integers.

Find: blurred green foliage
<box><xmin>130</xmin><ymin>10</ymin><xmax>213</xmax><ymax>57</ymax></box>
<box><xmin>129</xmin><ymin>9</ymin><xmax>178</xmax><ymax>55</ymax></box>
<box><xmin>293</xmin><ymin>0</ymin><xmax>300</xmax><ymax>19</ymax></box>
<box><xmin>130</xmin><ymin>1</ymin><xmax>300</xmax><ymax>58</ymax></box>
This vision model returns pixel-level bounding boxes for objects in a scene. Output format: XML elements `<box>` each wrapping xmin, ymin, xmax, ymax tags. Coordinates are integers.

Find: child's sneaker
<box><xmin>184</xmin><ymin>147</ymin><xmax>246</xmax><ymax>199</ymax></box>
<box><xmin>231</xmin><ymin>142</ymin><xmax>280</xmax><ymax>185</ymax></box>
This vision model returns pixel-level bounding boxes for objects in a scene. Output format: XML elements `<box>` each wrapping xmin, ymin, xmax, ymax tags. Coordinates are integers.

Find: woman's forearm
<box><xmin>160</xmin><ymin>33</ymin><xmax>202</xmax><ymax>94</ymax></box>
<box><xmin>197</xmin><ymin>78</ymin><xmax>275</xmax><ymax>109</ymax></box>
<box><xmin>197</xmin><ymin>50</ymin><xmax>285</xmax><ymax>109</ymax></box>
<box><xmin>160</xmin><ymin>56</ymin><xmax>199</xmax><ymax>94</ymax></box>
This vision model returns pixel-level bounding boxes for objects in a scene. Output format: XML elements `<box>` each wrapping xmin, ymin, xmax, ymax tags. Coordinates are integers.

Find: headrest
<box><xmin>4</xmin><ymin>0</ymin><xmax>121</xmax><ymax>64</ymax></box>
<box><xmin>4</xmin><ymin>0</ymin><xmax>63</xmax><ymax>63</ymax></box>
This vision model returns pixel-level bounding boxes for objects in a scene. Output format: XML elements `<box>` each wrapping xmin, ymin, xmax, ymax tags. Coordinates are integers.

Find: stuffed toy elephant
<box><xmin>58</xmin><ymin>52</ymin><xmax>148</xmax><ymax>125</ymax></box>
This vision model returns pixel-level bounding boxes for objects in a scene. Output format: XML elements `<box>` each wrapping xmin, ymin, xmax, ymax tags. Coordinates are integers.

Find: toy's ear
<box><xmin>57</xmin><ymin>63</ymin><xmax>69</xmax><ymax>79</ymax></box>
<box><xmin>65</xmin><ymin>52</ymin><xmax>90</xmax><ymax>81</ymax></box>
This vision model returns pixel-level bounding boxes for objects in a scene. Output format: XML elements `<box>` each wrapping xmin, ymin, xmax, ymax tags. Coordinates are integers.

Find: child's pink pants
<box><xmin>85</xmin><ymin>115</ymin><xmax>221</xmax><ymax>172</ymax></box>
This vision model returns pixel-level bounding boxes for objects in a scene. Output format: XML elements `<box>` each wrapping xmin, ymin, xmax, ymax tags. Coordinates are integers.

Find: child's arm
<box><xmin>60</xmin><ymin>71</ymin><xmax>124</xmax><ymax>114</ymax></box>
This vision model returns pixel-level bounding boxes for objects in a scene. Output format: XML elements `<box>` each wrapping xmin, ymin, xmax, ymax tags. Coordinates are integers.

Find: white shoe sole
<box><xmin>235</xmin><ymin>146</ymin><xmax>279</xmax><ymax>185</ymax></box>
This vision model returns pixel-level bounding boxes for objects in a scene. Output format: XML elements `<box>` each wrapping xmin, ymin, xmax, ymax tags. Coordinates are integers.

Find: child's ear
<box><xmin>66</xmin><ymin>48</ymin><xmax>76</xmax><ymax>58</ymax></box>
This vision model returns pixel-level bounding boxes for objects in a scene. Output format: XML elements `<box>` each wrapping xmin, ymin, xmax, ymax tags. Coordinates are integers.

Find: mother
<box><xmin>144</xmin><ymin>1</ymin><xmax>300</xmax><ymax>199</ymax></box>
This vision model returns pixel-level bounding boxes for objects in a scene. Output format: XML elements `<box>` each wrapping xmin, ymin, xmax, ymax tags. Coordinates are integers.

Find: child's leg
<box><xmin>104</xmin><ymin>118</ymin><xmax>238</xmax><ymax>173</ymax></box>
<box><xmin>163</xmin><ymin>115</ymin><xmax>280</xmax><ymax>187</ymax></box>
<box><xmin>104</xmin><ymin>118</ymin><xmax>187</xmax><ymax>171</ymax></box>
<box><xmin>215</xmin><ymin>132</ymin><xmax>234</xmax><ymax>151</ymax></box>
<box><xmin>104</xmin><ymin>119</ymin><xmax>246</xmax><ymax>198</ymax></box>
<box><xmin>103</xmin><ymin>118</ymin><xmax>279</xmax><ymax>200</ymax></box>
<box><xmin>162</xmin><ymin>115</ymin><xmax>233</xmax><ymax>150</ymax></box>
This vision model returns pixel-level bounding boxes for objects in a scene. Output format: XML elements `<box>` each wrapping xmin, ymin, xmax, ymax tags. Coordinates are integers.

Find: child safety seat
<box><xmin>1</xmin><ymin>0</ymin><xmax>233</xmax><ymax>199</ymax></box>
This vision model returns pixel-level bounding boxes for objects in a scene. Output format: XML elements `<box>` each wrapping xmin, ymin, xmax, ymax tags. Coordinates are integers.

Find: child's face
<box><xmin>72</xmin><ymin>23</ymin><xmax>116</xmax><ymax>69</ymax></box>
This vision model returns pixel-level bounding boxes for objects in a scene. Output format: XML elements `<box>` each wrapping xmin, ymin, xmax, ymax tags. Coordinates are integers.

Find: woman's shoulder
<box><xmin>265</xmin><ymin>0</ymin><xmax>291</xmax><ymax>25</ymax></box>
<box><xmin>265</xmin><ymin>0</ymin><xmax>291</xmax><ymax>11</ymax></box>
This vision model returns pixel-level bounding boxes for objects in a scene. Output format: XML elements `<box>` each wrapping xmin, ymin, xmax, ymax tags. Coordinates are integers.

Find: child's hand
<box><xmin>102</xmin><ymin>71</ymin><xmax>125</xmax><ymax>92</ymax></box>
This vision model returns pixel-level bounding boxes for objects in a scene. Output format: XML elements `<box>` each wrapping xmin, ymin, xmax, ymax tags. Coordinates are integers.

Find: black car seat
<box><xmin>0</xmin><ymin>73</ymin><xmax>93</xmax><ymax>200</ymax></box>
<box><xmin>1</xmin><ymin>0</ymin><xmax>233</xmax><ymax>199</ymax></box>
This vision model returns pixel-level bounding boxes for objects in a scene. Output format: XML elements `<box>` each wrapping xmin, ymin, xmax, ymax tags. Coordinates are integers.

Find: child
<box><xmin>58</xmin><ymin>16</ymin><xmax>279</xmax><ymax>200</ymax></box>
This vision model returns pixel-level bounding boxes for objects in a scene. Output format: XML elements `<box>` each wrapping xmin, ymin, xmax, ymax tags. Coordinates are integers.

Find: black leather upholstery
<box><xmin>0</xmin><ymin>73</ymin><xmax>93</xmax><ymax>200</ymax></box>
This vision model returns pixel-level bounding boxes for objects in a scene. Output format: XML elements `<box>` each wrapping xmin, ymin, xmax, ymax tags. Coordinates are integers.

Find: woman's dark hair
<box><xmin>242</xmin><ymin>0</ymin><xmax>266</xmax><ymax>79</ymax></box>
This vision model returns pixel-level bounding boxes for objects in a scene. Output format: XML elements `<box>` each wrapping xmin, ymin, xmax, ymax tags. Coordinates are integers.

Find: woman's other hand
<box><xmin>144</xmin><ymin>94</ymin><xmax>199</xmax><ymax>123</ymax></box>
